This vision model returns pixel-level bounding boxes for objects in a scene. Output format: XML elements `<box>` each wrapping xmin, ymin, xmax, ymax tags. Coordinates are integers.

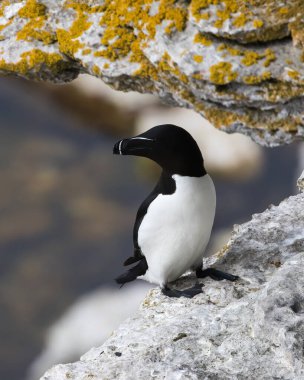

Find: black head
<box><xmin>113</xmin><ymin>124</ymin><xmax>206</xmax><ymax>177</ymax></box>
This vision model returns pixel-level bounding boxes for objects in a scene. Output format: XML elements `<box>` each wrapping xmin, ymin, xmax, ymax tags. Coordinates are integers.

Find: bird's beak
<box><xmin>113</xmin><ymin>136</ymin><xmax>155</xmax><ymax>156</ymax></box>
<box><xmin>113</xmin><ymin>138</ymin><xmax>129</xmax><ymax>155</ymax></box>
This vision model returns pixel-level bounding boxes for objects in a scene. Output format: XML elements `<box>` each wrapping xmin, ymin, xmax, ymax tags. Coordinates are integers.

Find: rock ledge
<box><xmin>41</xmin><ymin>182</ymin><xmax>304</xmax><ymax>380</ymax></box>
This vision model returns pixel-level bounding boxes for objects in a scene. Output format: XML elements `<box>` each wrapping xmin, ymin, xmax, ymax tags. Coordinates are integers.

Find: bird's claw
<box><xmin>196</xmin><ymin>267</ymin><xmax>239</xmax><ymax>282</ymax></box>
<box><xmin>162</xmin><ymin>283</ymin><xmax>204</xmax><ymax>298</ymax></box>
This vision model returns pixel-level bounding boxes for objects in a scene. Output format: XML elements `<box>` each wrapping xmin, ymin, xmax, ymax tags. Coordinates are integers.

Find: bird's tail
<box><xmin>115</xmin><ymin>257</ymin><xmax>148</xmax><ymax>285</ymax></box>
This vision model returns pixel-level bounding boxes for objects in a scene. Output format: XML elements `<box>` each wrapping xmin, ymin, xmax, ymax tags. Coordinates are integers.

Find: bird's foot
<box><xmin>162</xmin><ymin>283</ymin><xmax>203</xmax><ymax>298</ymax></box>
<box><xmin>196</xmin><ymin>268</ymin><xmax>239</xmax><ymax>282</ymax></box>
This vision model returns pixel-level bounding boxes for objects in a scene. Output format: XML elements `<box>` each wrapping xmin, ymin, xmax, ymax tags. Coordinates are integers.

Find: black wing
<box><xmin>132</xmin><ymin>171</ymin><xmax>176</xmax><ymax>255</ymax></box>
<box><xmin>115</xmin><ymin>172</ymin><xmax>176</xmax><ymax>286</ymax></box>
<box><xmin>115</xmin><ymin>186</ymin><xmax>158</xmax><ymax>286</ymax></box>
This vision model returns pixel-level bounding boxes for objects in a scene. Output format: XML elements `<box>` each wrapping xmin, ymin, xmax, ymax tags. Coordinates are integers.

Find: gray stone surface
<box><xmin>298</xmin><ymin>170</ymin><xmax>304</xmax><ymax>192</ymax></box>
<box><xmin>41</xmin><ymin>182</ymin><xmax>304</xmax><ymax>380</ymax></box>
<box><xmin>0</xmin><ymin>0</ymin><xmax>304</xmax><ymax>146</ymax></box>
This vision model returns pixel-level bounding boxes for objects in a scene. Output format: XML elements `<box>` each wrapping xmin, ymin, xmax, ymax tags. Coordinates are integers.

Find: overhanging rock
<box><xmin>40</xmin><ymin>178</ymin><xmax>304</xmax><ymax>380</ymax></box>
<box><xmin>0</xmin><ymin>0</ymin><xmax>304</xmax><ymax>146</ymax></box>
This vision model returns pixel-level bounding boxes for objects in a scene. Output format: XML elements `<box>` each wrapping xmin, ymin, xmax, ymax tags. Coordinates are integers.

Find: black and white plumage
<box><xmin>113</xmin><ymin>124</ymin><xmax>238</xmax><ymax>298</ymax></box>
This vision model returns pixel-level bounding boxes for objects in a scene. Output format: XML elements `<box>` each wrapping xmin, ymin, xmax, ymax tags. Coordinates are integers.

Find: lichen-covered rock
<box><xmin>40</xmin><ymin>182</ymin><xmax>304</xmax><ymax>380</ymax></box>
<box><xmin>1</xmin><ymin>0</ymin><xmax>304</xmax><ymax>145</ymax></box>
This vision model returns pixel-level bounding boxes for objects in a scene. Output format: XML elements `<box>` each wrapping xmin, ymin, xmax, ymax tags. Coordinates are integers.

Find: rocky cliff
<box><xmin>1</xmin><ymin>2</ymin><xmax>303</xmax><ymax>378</ymax></box>
<box><xmin>40</xmin><ymin>173</ymin><xmax>304</xmax><ymax>380</ymax></box>
<box><xmin>0</xmin><ymin>0</ymin><xmax>304</xmax><ymax>145</ymax></box>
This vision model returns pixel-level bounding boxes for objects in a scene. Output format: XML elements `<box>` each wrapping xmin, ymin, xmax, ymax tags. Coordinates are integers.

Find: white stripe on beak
<box><xmin>130</xmin><ymin>137</ymin><xmax>154</xmax><ymax>142</ymax></box>
<box><xmin>118</xmin><ymin>140</ymin><xmax>123</xmax><ymax>155</ymax></box>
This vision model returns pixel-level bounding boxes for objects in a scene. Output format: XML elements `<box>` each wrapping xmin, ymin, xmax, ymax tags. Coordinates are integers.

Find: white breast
<box><xmin>138</xmin><ymin>174</ymin><xmax>216</xmax><ymax>286</ymax></box>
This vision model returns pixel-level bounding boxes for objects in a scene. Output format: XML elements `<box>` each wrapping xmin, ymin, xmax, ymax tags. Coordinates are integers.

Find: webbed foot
<box><xmin>162</xmin><ymin>283</ymin><xmax>203</xmax><ymax>298</ymax></box>
<box><xmin>196</xmin><ymin>268</ymin><xmax>238</xmax><ymax>282</ymax></box>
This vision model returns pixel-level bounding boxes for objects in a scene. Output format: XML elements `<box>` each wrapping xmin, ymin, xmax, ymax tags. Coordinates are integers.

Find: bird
<box><xmin>113</xmin><ymin>124</ymin><xmax>238</xmax><ymax>298</ymax></box>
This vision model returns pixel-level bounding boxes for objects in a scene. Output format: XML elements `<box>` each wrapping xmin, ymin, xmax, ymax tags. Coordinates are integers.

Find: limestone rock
<box><xmin>40</xmin><ymin>181</ymin><xmax>304</xmax><ymax>380</ymax></box>
<box><xmin>0</xmin><ymin>0</ymin><xmax>304</xmax><ymax>146</ymax></box>
<box><xmin>298</xmin><ymin>170</ymin><xmax>304</xmax><ymax>192</ymax></box>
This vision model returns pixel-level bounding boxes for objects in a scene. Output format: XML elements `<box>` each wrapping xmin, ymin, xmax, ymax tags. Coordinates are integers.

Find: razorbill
<box><xmin>113</xmin><ymin>124</ymin><xmax>238</xmax><ymax>298</ymax></box>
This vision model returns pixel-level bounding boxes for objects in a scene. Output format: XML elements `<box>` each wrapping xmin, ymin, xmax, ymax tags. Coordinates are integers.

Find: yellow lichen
<box><xmin>130</xmin><ymin>39</ymin><xmax>158</xmax><ymax>80</ymax></box>
<box><xmin>0</xmin><ymin>49</ymin><xmax>64</xmax><ymax>75</ymax></box>
<box><xmin>103</xmin><ymin>63</ymin><xmax>109</xmax><ymax>69</ymax></box>
<box><xmin>158</xmin><ymin>52</ymin><xmax>188</xmax><ymax>83</ymax></box>
<box><xmin>263</xmin><ymin>48</ymin><xmax>276</xmax><ymax>67</ymax></box>
<box><xmin>0</xmin><ymin>19</ymin><xmax>12</xmax><ymax>32</ymax></box>
<box><xmin>57</xmin><ymin>29</ymin><xmax>83</xmax><ymax>56</ymax></box>
<box><xmin>243</xmin><ymin>71</ymin><xmax>271</xmax><ymax>84</ymax></box>
<box><xmin>82</xmin><ymin>48</ymin><xmax>92</xmax><ymax>55</ymax></box>
<box><xmin>16</xmin><ymin>0</ymin><xmax>56</xmax><ymax>44</ymax></box>
<box><xmin>95</xmin><ymin>0</ymin><xmax>188</xmax><ymax>76</ymax></box>
<box><xmin>193</xmin><ymin>32</ymin><xmax>212</xmax><ymax>46</ymax></box>
<box><xmin>99</xmin><ymin>24</ymin><xmax>136</xmax><ymax>61</ymax></box>
<box><xmin>216</xmin><ymin>9</ymin><xmax>230</xmax><ymax>23</ymax></box>
<box><xmin>199</xmin><ymin>12</ymin><xmax>210</xmax><ymax>20</ymax></box>
<box><xmin>18</xmin><ymin>1</ymin><xmax>96</xmax><ymax>52</ymax></box>
<box><xmin>241</xmin><ymin>51</ymin><xmax>261</xmax><ymax>66</ymax></box>
<box><xmin>193</xmin><ymin>54</ymin><xmax>203</xmax><ymax>63</ymax></box>
<box><xmin>216</xmin><ymin>43</ymin><xmax>242</xmax><ymax>57</ymax></box>
<box><xmin>213</xmin><ymin>18</ymin><xmax>224</xmax><ymax>28</ymax></box>
<box><xmin>226</xmin><ymin>46</ymin><xmax>242</xmax><ymax>56</ymax></box>
<box><xmin>233</xmin><ymin>14</ymin><xmax>247</xmax><ymax>28</ymax></box>
<box><xmin>192</xmin><ymin>72</ymin><xmax>202</xmax><ymax>80</ymax></box>
<box><xmin>178</xmin><ymin>88</ymin><xmax>196</xmax><ymax>104</ymax></box>
<box><xmin>202</xmin><ymin>100</ymin><xmax>300</xmax><ymax>135</ymax></box>
<box><xmin>190</xmin><ymin>0</ymin><xmax>300</xmax><ymax>45</ymax></box>
<box><xmin>203</xmin><ymin>106</ymin><xmax>246</xmax><ymax>131</ymax></box>
<box><xmin>287</xmin><ymin>70</ymin><xmax>300</xmax><ymax>80</ymax></box>
<box><xmin>263</xmin><ymin>81</ymin><xmax>304</xmax><ymax>102</ymax></box>
<box><xmin>190</xmin><ymin>0</ymin><xmax>218</xmax><ymax>21</ymax></box>
<box><xmin>164</xmin><ymin>7</ymin><xmax>188</xmax><ymax>34</ymax></box>
<box><xmin>56</xmin><ymin>3</ymin><xmax>93</xmax><ymax>56</ymax></box>
<box><xmin>253</xmin><ymin>19</ymin><xmax>263</xmax><ymax>28</ymax></box>
<box><xmin>92</xmin><ymin>64</ymin><xmax>101</xmax><ymax>75</ymax></box>
<box><xmin>243</xmin><ymin>76</ymin><xmax>257</xmax><ymax>84</ymax></box>
<box><xmin>0</xmin><ymin>1</ymin><xmax>8</xmax><ymax>17</ymax></box>
<box><xmin>217</xmin><ymin>43</ymin><xmax>226</xmax><ymax>51</ymax></box>
<box><xmin>261</xmin><ymin>71</ymin><xmax>271</xmax><ymax>80</ymax></box>
<box><xmin>215</xmin><ymin>1</ymin><xmax>241</xmax><ymax>28</ymax></box>
<box><xmin>18</xmin><ymin>0</ymin><xmax>46</xmax><ymax>18</ymax></box>
<box><xmin>132</xmin><ymin>56</ymin><xmax>158</xmax><ymax>80</ymax></box>
<box><xmin>66</xmin><ymin>3</ymin><xmax>93</xmax><ymax>38</ymax></box>
<box><xmin>17</xmin><ymin>17</ymin><xmax>56</xmax><ymax>44</ymax></box>
<box><xmin>279</xmin><ymin>7</ymin><xmax>289</xmax><ymax>15</ymax></box>
<box><xmin>209</xmin><ymin>62</ymin><xmax>237</xmax><ymax>84</ymax></box>
<box><xmin>0</xmin><ymin>1</ymin><xmax>12</xmax><ymax>29</ymax></box>
<box><xmin>103</xmin><ymin>0</ymin><xmax>186</xmax><ymax>56</ymax></box>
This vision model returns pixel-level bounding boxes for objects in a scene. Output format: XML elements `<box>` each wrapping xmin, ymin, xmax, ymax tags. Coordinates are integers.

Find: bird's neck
<box><xmin>160</xmin><ymin>159</ymin><xmax>206</xmax><ymax>177</ymax></box>
<box><xmin>156</xmin><ymin>165</ymin><xmax>207</xmax><ymax>195</ymax></box>
<box><xmin>155</xmin><ymin>170</ymin><xmax>176</xmax><ymax>195</ymax></box>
